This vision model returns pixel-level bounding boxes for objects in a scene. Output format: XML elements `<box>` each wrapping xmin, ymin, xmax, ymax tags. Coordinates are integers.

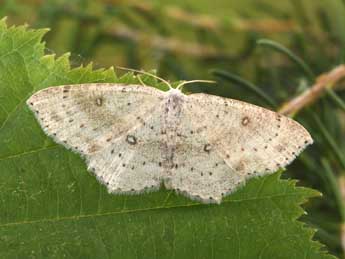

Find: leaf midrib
<box><xmin>0</xmin><ymin>191</ymin><xmax>309</xmax><ymax>229</ymax></box>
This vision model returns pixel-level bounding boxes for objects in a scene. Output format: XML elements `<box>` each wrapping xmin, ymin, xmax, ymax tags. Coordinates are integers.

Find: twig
<box><xmin>104</xmin><ymin>25</ymin><xmax>228</xmax><ymax>59</ymax></box>
<box><xmin>160</xmin><ymin>6</ymin><xmax>220</xmax><ymax>31</ymax></box>
<box><xmin>233</xmin><ymin>19</ymin><xmax>298</xmax><ymax>33</ymax></box>
<box><xmin>279</xmin><ymin>65</ymin><xmax>345</xmax><ymax>116</ymax></box>
<box><xmin>131</xmin><ymin>2</ymin><xmax>298</xmax><ymax>33</ymax></box>
<box><xmin>26</xmin><ymin>1</ymin><xmax>298</xmax><ymax>33</ymax></box>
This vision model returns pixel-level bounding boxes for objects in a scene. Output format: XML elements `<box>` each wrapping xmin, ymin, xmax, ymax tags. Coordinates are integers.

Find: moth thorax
<box><xmin>167</xmin><ymin>88</ymin><xmax>183</xmax><ymax>96</ymax></box>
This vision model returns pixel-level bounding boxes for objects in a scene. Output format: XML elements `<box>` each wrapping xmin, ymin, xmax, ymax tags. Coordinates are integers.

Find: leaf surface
<box><xmin>0</xmin><ymin>19</ymin><xmax>335</xmax><ymax>259</ymax></box>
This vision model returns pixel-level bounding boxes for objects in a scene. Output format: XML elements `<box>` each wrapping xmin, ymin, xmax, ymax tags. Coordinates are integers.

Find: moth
<box><xmin>27</xmin><ymin>71</ymin><xmax>312</xmax><ymax>204</ymax></box>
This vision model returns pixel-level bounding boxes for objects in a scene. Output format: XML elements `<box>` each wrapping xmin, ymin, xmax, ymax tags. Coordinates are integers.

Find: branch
<box><xmin>132</xmin><ymin>2</ymin><xmax>298</xmax><ymax>33</ymax></box>
<box><xmin>279</xmin><ymin>65</ymin><xmax>345</xmax><ymax>116</ymax></box>
<box><xmin>104</xmin><ymin>25</ymin><xmax>228</xmax><ymax>59</ymax></box>
<box><xmin>233</xmin><ymin>19</ymin><xmax>298</xmax><ymax>33</ymax></box>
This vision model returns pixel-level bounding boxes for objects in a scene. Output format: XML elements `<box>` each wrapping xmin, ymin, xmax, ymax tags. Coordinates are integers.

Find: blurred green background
<box><xmin>2</xmin><ymin>0</ymin><xmax>345</xmax><ymax>257</ymax></box>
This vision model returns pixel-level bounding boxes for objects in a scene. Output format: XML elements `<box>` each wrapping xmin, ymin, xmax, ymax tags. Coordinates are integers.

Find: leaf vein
<box><xmin>0</xmin><ymin>192</ymin><xmax>308</xmax><ymax>229</ymax></box>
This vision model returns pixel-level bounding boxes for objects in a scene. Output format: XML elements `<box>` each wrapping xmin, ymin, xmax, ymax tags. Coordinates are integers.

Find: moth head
<box><xmin>167</xmin><ymin>87</ymin><xmax>183</xmax><ymax>96</ymax></box>
<box><xmin>116</xmin><ymin>66</ymin><xmax>215</xmax><ymax>92</ymax></box>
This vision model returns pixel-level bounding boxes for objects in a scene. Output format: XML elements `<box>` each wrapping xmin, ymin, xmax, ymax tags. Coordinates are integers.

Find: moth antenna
<box><xmin>176</xmin><ymin>80</ymin><xmax>216</xmax><ymax>90</ymax></box>
<box><xmin>116</xmin><ymin>66</ymin><xmax>172</xmax><ymax>90</ymax></box>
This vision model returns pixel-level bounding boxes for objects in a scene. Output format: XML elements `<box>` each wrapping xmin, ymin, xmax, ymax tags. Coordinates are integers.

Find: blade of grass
<box><xmin>321</xmin><ymin>158</ymin><xmax>345</xmax><ymax>221</ymax></box>
<box><xmin>212</xmin><ymin>69</ymin><xmax>277</xmax><ymax>108</ymax></box>
<box><xmin>257</xmin><ymin>39</ymin><xmax>315</xmax><ymax>81</ymax></box>
<box><xmin>326</xmin><ymin>88</ymin><xmax>345</xmax><ymax>112</ymax></box>
<box><xmin>311</xmin><ymin>111</ymin><xmax>345</xmax><ymax>170</ymax></box>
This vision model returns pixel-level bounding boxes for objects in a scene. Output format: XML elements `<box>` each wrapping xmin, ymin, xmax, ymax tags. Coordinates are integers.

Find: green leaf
<box><xmin>0</xmin><ymin>19</ymin><xmax>335</xmax><ymax>259</ymax></box>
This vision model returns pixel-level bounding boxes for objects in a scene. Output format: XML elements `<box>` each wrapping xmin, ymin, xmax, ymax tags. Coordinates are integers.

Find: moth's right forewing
<box><xmin>26</xmin><ymin>83</ymin><xmax>165</xmax><ymax>156</ymax></box>
<box><xmin>187</xmin><ymin>93</ymin><xmax>313</xmax><ymax>177</ymax></box>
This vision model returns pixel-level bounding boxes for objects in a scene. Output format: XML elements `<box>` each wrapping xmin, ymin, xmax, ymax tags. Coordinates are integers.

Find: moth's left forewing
<box><xmin>26</xmin><ymin>83</ymin><xmax>165</xmax><ymax>153</ymax></box>
<box><xmin>27</xmin><ymin>83</ymin><xmax>168</xmax><ymax>193</ymax></box>
<box><xmin>186</xmin><ymin>93</ymin><xmax>313</xmax><ymax>177</ymax></box>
